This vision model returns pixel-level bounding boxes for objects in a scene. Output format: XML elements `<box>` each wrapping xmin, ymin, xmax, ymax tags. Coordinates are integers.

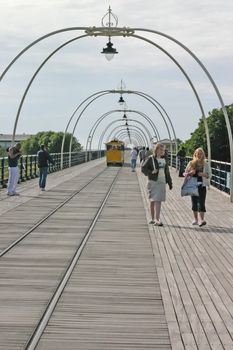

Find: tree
<box><xmin>182</xmin><ymin>104</ymin><xmax>233</xmax><ymax>162</ymax></box>
<box><xmin>21</xmin><ymin>131</ymin><xmax>83</xmax><ymax>155</ymax></box>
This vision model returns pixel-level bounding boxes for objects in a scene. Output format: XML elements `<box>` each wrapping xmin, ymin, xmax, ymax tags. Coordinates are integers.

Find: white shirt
<box><xmin>157</xmin><ymin>158</ymin><xmax>166</xmax><ymax>184</ymax></box>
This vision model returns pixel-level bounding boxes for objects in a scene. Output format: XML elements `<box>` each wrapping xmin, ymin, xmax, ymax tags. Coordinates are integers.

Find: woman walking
<box><xmin>185</xmin><ymin>147</ymin><xmax>212</xmax><ymax>227</ymax></box>
<box><xmin>141</xmin><ymin>143</ymin><xmax>172</xmax><ymax>226</ymax></box>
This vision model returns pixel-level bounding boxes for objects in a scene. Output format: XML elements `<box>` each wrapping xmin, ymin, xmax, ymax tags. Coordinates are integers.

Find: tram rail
<box><xmin>0</xmin><ymin>166</ymin><xmax>108</xmax><ymax>258</ymax></box>
<box><xmin>25</xmin><ymin>167</ymin><xmax>121</xmax><ymax>349</ymax></box>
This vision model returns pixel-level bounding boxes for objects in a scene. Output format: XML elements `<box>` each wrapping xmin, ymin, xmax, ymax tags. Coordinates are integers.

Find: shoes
<box><xmin>149</xmin><ymin>220</ymin><xmax>155</xmax><ymax>224</ymax></box>
<box><xmin>41</xmin><ymin>188</ymin><xmax>45</xmax><ymax>191</ymax></box>
<box><xmin>7</xmin><ymin>192</ymin><xmax>15</xmax><ymax>196</ymax></box>
<box><xmin>13</xmin><ymin>192</ymin><xmax>20</xmax><ymax>196</ymax></box>
<box><xmin>199</xmin><ymin>220</ymin><xmax>206</xmax><ymax>227</ymax></box>
<box><xmin>154</xmin><ymin>220</ymin><xmax>163</xmax><ymax>227</ymax></box>
<box><xmin>192</xmin><ymin>220</ymin><xmax>198</xmax><ymax>225</ymax></box>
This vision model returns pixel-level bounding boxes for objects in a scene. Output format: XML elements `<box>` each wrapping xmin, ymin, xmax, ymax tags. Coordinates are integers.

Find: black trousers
<box><xmin>191</xmin><ymin>186</ymin><xmax>206</xmax><ymax>212</ymax></box>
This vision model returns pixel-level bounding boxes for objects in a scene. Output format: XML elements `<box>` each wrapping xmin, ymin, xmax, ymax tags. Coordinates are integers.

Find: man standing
<box><xmin>7</xmin><ymin>142</ymin><xmax>22</xmax><ymax>196</ymax></box>
<box><xmin>130</xmin><ymin>147</ymin><xmax>138</xmax><ymax>172</ymax></box>
<box><xmin>138</xmin><ymin>146</ymin><xmax>146</xmax><ymax>164</ymax></box>
<box><xmin>177</xmin><ymin>147</ymin><xmax>186</xmax><ymax>177</ymax></box>
<box><xmin>37</xmin><ymin>145</ymin><xmax>54</xmax><ymax>191</ymax></box>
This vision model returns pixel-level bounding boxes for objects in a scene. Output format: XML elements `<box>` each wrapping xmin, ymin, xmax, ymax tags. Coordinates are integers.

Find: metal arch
<box><xmin>85</xmin><ymin>109</ymin><xmax>159</xmax><ymax>153</ymax></box>
<box><xmin>4</xmin><ymin>31</ymin><xmax>193</xmax><ymax>167</ymax></box>
<box><xmin>130</xmin><ymin>34</ymin><xmax>212</xmax><ymax>166</ymax></box>
<box><xmin>85</xmin><ymin>109</ymin><xmax>159</xmax><ymax>150</ymax></box>
<box><xmin>95</xmin><ymin>118</ymin><xmax>153</xmax><ymax>154</ymax></box>
<box><xmin>63</xmin><ymin>90</ymin><xmax>163</xmax><ymax>167</ymax></box>
<box><xmin>115</xmin><ymin>131</ymin><xmax>144</xmax><ymax>149</ymax></box>
<box><xmin>65</xmin><ymin>92</ymin><xmax>168</xmax><ymax>166</ymax></box>
<box><xmin>114</xmin><ymin>129</ymin><xmax>145</xmax><ymax>146</ymax></box>
<box><xmin>11</xmin><ymin>35</ymin><xmax>88</xmax><ymax>145</ymax></box>
<box><xmin>105</xmin><ymin>124</ymin><xmax>149</xmax><ymax>147</ymax></box>
<box><xmin>128</xmin><ymin>91</ymin><xmax>178</xmax><ymax>156</ymax></box>
<box><xmin>62</xmin><ymin>91</ymin><xmax>110</xmax><ymax>168</ymax></box>
<box><xmin>6</xmin><ymin>31</ymin><xmax>211</xmax><ymax>171</ymax></box>
<box><xmin>132</xmin><ymin>28</ymin><xmax>233</xmax><ymax>194</ymax></box>
<box><xmin>114</xmin><ymin>132</ymin><xmax>141</xmax><ymax>147</ymax></box>
<box><xmin>116</xmin><ymin>134</ymin><xmax>142</xmax><ymax>147</ymax></box>
<box><xmin>73</xmin><ymin>109</ymin><xmax>160</xmax><ymax>167</ymax></box>
<box><xmin>84</xmin><ymin>110</ymin><xmax>159</xmax><ymax>163</ymax></box>
<box><xmin>2</xmin><ymin>24</ymin><xmax>231</xmax><ymax>198</ymax></box>
<box><xmin>6</xmin><ymin>30</ymin><xmax>206</xmax><ymax>177</ymax></box>
<box><xmin>115</xmin><ymin>128</ymin><xmax>147</xmax><ymax>146</ymax></box>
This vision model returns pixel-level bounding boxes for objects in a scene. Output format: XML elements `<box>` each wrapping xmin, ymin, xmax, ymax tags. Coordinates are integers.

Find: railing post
<box><xmin>20</xmin><ymin>157</ymin><xmax>24</xmax><ymax>182</ymax></box>
<box><xmin>1</xmin><ymin>158</ymin><xmax>6</xmax><ymax>188</ymax></box>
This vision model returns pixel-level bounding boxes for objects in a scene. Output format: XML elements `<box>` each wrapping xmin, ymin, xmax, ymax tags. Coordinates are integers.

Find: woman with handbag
<box><xmin>141</xmin><ymin>143</ymin><xmax>172</xmax><ymax>226</ymax></box>
<box><xmin>185</xmin><ymin>147</ymin><xmax>212</xmax><ymax>227</ymax></box>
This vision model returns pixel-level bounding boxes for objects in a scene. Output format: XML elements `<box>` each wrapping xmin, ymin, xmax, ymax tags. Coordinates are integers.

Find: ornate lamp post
<box><xmin>101</xmin><ymin>7</ymin><xmax>118</xmax><ymax>61</ymax></box>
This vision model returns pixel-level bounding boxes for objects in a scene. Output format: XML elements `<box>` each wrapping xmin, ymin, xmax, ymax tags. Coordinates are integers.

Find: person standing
<box><xmin>141</xmin><ymin>143</ymin><xmax>172</xmax><ymax>226</ymax></box>
<box><xmin>177</xmin><ymin>147</ymin><xmax>186</xmax><ymax>177</ymax></box>
<box><xmin>185</xmin><ymin>147</ymin><xmax>211</xmax><ymax>227</ymax></box>
<box><xmin>138</xmin><ymin>146</ymin><xmax>146</xmax><ymax>164</ymax></box>
<box><xmin>7</xmin><ymin>142</ymin><xmax>22</xmax><ymax>196</ymax></box>
<box><xmin>130</xmin><ymin>147</ymin><xmax>138</xmax><ymax>172</ymax></box>
<box><xmin>145</xmin><ymin>147</ymin><xmax>152</xmax><ymax>159</ymax></box>
<box><xmin>37</xmin><ymin>145</ymin><xmax>54</xmax><ymax>191</ymax></box>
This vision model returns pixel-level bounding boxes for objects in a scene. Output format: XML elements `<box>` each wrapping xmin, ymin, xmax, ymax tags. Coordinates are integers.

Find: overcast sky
<box><xmin>0</xmin><ymin>0</ymin><xmax>232</xmax><ymax>148</ymax></box>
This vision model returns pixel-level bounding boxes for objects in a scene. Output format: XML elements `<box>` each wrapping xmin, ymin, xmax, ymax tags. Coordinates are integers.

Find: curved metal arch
<box><xmin>106</xmin><ymin>124</ymin><xmax>149</xmax><ymax>147</ymax></box>
<box><xmin>7</xmin><ymin>30</ymin><xmax>206</xmax><ymax>176</ymax></box>
<box><xmin>95</xmin><ymin>118</ymin><xmax>153</xmax><ymax>154</ymax></box>
<box><xmin>115</xmin><ymin>129</ymin><xmax>145</xmax><ymax>146</ymax></box>
<box><xmin>11</xmin><ymin>34</ymin><xmax>88</xmax><ymax>144</ymax></box>
<box><xmin>2</xmin><ymin>24</ymin><xmax>231</xmax><ymax>198</ymax></box>
<box><xmin>85</xmin><ymin>109</ymin><xmax>159</xmax><ymax>151</ymax></box>
<box><xmin>114</xmin><ymin>132</ymin><xmax>141</xmax><ymax>147</ymax></box>
<box><xmin>73</xmin><ymin>109</ymin><xmax>160</xmax><ymax>167</ymax></box>
<box><xmin>6</xmin><ymin>31</ymin><xmax>210</xmax><ymax>173</ymax></box>
<box><xmin>66</xmin><ymin>91</ymin><xmax>170</xmax><ymax>166</ymax></box>
<box><xmin>131</xmin><ymin>28</ymin><xmax>232</xmax><ymax>179</ymax></box>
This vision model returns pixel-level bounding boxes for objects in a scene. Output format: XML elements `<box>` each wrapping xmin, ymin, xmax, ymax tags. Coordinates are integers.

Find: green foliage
<box><xmin>0</xmin><ymin>147</ymin><xmax>7</xmax><ymax>157</ymax></box>
<box><xmin>21</xmin><ymin>131</ymin><xmax>83</xmax><ymax>155</ymax></box>
<box><xmin>182</xmin><ymin>104</ymin><xmax>233</xmax><ymax>162</ymax></box>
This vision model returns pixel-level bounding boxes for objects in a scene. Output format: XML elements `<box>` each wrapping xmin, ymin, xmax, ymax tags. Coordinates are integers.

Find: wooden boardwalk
<box><xmin>0</xmin><ymin>158</ymin><xmax>233</xmax><ymax>349</ymax></box>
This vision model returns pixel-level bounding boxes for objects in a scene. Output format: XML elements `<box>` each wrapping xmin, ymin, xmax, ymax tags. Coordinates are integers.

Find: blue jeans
<box><xmin>39</xmin><ymin>167</ymin><xmax>48</xmax><ymax>189</ymax></box>
<box><xmin>131</xmin><ymin>159</ymin><xmax>136</xmax><ymax>170</ymax></box>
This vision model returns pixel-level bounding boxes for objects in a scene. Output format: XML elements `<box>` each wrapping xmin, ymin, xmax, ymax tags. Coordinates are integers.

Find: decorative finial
<box><xmin>101</xmin><ymin>6</ymin><xmax>118</xmax><ymax>28</ymax></box>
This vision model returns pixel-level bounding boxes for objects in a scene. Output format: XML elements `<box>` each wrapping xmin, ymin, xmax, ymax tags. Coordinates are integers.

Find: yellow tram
<box><xmin>105</xmin><ymin>139</ymin><xmax>125</xmax><ymax>166</ymax></box>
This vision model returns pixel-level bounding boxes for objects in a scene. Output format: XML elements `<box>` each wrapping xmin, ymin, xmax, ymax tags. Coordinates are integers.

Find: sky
<box><xmin>0</xmin><ymin>0</ymin><xmax>233</xmax><ymax>149</ymax></box>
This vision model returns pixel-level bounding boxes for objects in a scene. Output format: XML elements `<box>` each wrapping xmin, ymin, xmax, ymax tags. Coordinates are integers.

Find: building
<box><xmin>0</xmin><ymin>134</ymin><xmax>32</xmax><ymax>150</ymax></box>
<box><xmin>153</xmin><ymin>138</ymin><xmax>177</xmax><ymax>153</ymax></box>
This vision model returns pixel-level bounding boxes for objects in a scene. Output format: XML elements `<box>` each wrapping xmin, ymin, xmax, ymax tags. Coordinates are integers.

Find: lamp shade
<box><xmin>101</xmin><ymin>41</ymin><xmax>118</xmax><ymax>61</ymax></box>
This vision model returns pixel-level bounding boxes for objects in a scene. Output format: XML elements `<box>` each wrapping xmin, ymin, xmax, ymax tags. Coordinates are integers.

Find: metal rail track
<box><xmin>25</xmin><ymin>167</ymin><xmax>121</xmax><ymax>349</ymax></box>
<box><xmin>0</xmin><ymin>167</ymin><xmax>108</xmax><ymax>258</ymax></box>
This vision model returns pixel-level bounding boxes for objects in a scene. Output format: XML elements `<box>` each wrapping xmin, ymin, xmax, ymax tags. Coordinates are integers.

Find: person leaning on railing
<box><xmin>6</xmin><ymin>142</ymin><xmax>22</xmax><ymax>196</ymax></box>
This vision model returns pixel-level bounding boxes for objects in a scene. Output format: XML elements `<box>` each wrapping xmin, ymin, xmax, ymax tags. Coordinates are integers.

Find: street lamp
<box><xmin>101</xmin><ymin>38</ymin><xmax>118</xmax><ymax>61</ymax></box>
<box><xmin>101</xmin><ymin>7</ymin><xmax>118</xmax><ymax>61</ymax></box>
<box><xmin>118</xmin><ymin>95</ymin><xmax>125</xmax><ymax>105</ymax></box>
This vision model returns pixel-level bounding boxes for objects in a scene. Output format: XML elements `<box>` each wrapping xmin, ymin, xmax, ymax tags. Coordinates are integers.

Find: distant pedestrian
<box><xmin>130</xmin><ymin>147</ymin><xmax>138</xmax><ymax>172</ymax></box>
<box><xmin>177</xmin><ymin>147</ymin><xmax>186</xmax><ymax>177</ymax></box>
<box><xmin>139</xmin><ymin>146</ymin><xmax>146</xmax><ymax>164</ymax></box>
<box><xmin>37</xmin><ymin>145</ymin><xmax>54</xmax><ymax>191</ymax></box>
<box><xmin>145</xmin><ymin>147</ymin><xmax>152</xmax><ymax>159</ymax></box>
<box><xmin>141</xmin><ymin>143</ymin><xmax>172</xmax><ymax>226</ymax></box>
<box><xmin>7</xmin><ymin>142</ymin><xmax>22</xmax><ymax>196</ymax></box>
